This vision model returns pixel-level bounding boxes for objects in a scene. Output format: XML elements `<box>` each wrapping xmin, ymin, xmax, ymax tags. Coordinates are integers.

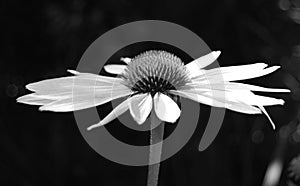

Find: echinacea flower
<box><xmin>17</xmin><ymin>50</ymin><xmax>290</xmax><ymax>130</ymax></box>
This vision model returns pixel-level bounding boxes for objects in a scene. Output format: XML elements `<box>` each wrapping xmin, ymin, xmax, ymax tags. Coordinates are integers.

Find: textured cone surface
<box><xmin>121</xmin><ymin>50</ymin><xmax>191</xmax><ymax>95</ymax></box>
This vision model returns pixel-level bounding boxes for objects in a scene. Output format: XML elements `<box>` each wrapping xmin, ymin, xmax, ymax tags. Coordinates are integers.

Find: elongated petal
<box><xmin>171</xmin><ymin>87</ymin><xmax>282</xmax><ymax>128</ymax></box>
<box><xmin>258</xmin><ymin>106</ymin><xmax>276</xmax><ymax>129</ymax></box>
<box><xmin>183</xmin><ymin>81</ymin><xmax>290</xmax><ymax>93</ymax></box>
<box><xmin>17</xmin><ymin>93</ymin><xmax>56</xmax><ymax>105</ymax></box>
<box><xmin>170</xmin><ymin>89</ymin><xmax>261</xmax><ymax>114</ymax></box>
<box><xmin>198</xmin><ymin>89</ymin><xmax>285</xmax><ymax>106</ymax></box>
<box><xmin>192</xmin><ymin>63</ymin><xmax>280</xmax><ymax>82</ymax></box>
<box><xmin>228</xmin><ymin>83</ymin><xmax>290</xmax><ymax>93</ymax></box>
<box><xmin>38</xmin><ymin>88</ymin><xmax>132</xmax><ymax>112</ymax></box>
<box><xmin>129</xmin><ymin>93</ymin><xmax>153</xmax><ymax>125</ymax></box>
<box><xmin>27</xmin><ymin>75</ymin><xmax>123</xmax><ymax>94</ymax></box>
<box><xmin>169</xmin><ymin>89</ymin><xmax>226</xmax><ymax>108</ymax></box>
<box><xmin>228</xmin><ymin>90</ymin><xmax>285</xmax><ymax>106</ymax></box>
<box><xmin>86</xmin><ymin>98</ymin><xmax>133</xmax><ymax>130</ymax></box>
<box><xmin>185</xmin><ymin>51</ymin><xmax>221</xmax><ymax>77</ymax></box>
<box><xmin>67</xmin><ymin>70</ymin><xmax>123</xmax><ymax>83</ymax></box>
<box><xmin>225</xmin><ymin>103</ymin><xmax>262</xmax><ymax>114</ymax></box>
<box><xmin>18</xmin><ymin>71</ymin><xmax>133</xmax><ymax>112</ymax></box>
<box><xmin>153</xmin><ymin>93</ymin><xmax>181</xmax><ymax>123</ymax></box>
<box><xmin>104</xmin><ymin>65</ymin><xmax>127</xmax><ymax>75</ymax></box>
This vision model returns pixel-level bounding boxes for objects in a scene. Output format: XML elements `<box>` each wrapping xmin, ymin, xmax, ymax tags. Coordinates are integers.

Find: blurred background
<box><xmin>1</xmin><ymin>0</ymin><xmax>300</xmax><ymax>185</ymax></box>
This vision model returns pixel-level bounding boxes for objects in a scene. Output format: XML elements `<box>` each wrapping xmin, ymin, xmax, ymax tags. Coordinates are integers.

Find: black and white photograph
<box><xmin>1</xmin><ymin>0</ymin><xmax>300</xmax><ymax>185</ymax></box>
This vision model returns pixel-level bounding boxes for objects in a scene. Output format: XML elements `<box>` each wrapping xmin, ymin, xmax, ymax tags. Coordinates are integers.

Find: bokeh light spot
<box><xmin>6</xmin><ymin>84</ymin><xmax>18</xmax><ymax>97</ymax></box>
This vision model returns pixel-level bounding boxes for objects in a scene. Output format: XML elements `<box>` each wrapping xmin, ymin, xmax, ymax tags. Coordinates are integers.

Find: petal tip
<box><xmin>67</xmin><ymin>69</ymin><xmax>78</xmax><ymax>75</ymax></box>
<box><xmin>168</xmin><ymin>116</ymin><xmax>181</xmax><ymax>123</ymax></box>
<box><xmin>103</xmin><ymin>65</ymin><xmax>110</xmax><ymax>72</ymax></box>
<box><xmin>86</xmin><ymin>122</ymin><xmax>104</xmax><ymax>131</ymax></box>
<box><xmin>25</xmin><ymin>84</ymin><xmax>34</xmax><ymax>91</ymax></box>
<box><xmin>103</xmin><ymin>64</ymin><xmax>127</xmax><ymax>75</ymax></box>
<box><xmin>16</xmin><ymin>97</ymin><xmax>22</xmax><ymax>103</ymax></box>
<box><xmin>272</xmin><ymin>124</ymin><xmax>276</xmax><ymax>130</ymax></box>
<box><xmin>87</xmin><ymin>126</ymin><xmax>93</xmax><ymax>131</ymax></box>
<box><xmin>212</xmin><ymin>51</ymin><xmax>221</xmax><ymax>58</ymax></box>
<box><xmin>120</xmin><ymin>57</ymin><xmax>131</xmax><ymax>64</ymax></box>
<box><xmin>16</xmin><ymin>97</ymin><xmax>27</xmax><ymax>104</ymax></box>
<box><xmin>136</xmin><ymin>120</ymin><xmax>145</xmax><ymax>125</ymax></box>
<box><xmin>38</xmin><ymin>106</ymin><xmax>46</xmax><ymax>111</ymax></box>
<box><xmin>266</xmin><ymin>65</ymin><xmax>281</xmax><ymax>72</ymax></box>
<box><xmin>272</xmin><ymin>66</ymin><xmax>281</xmax><ymax>70</ymax></box>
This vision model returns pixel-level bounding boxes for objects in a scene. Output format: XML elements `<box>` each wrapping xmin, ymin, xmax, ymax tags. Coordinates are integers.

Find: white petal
<box><xmin>226</xmin><ymin>103</ymin><xmax>262</xmax><ymax>114</ymax></box>
<box><xmin>87</xmin><ymin>98</ymin><xmax>132</xmax><ymax>131</ymax></box>
<box><xmin>17</xmin><ymin>93</ymin><xmax>56</xmax><ymax>105</ymax></box>
<box><xmin>174</xmin><ymin>83</ymin><xmax>285</xmax><ymax>108</ymax></box>
<box><xmin>258</xmin><ymin>106</ymin><xmax>276</xmax><ymax>129</ymax></box>
<box><xmin>185</xmin><ymin>51</ymin><xmax>221</xmax><ymax>77</ymax></box>
<box><xmin>192</xmin><ymin>63</ymin><xmax>281</xmax><ymax>82</ymax></box>
<box><xmin>18</xmin><ymin>71</ymin><xmax>133</xmax><ymax>112</ymax></box>
<box><xmin>229</xmin><ymin>83</ymin><xmax>290</xmax><ymax>93</ymax></box>
<box><xmin>183</xmin><ymin>81</ymin><xmax>290</xmax><ymax>93</ymax></box>
<box><xmin>38</xmin><ymin>88</ymin><xmax>132</xmax><ymax>112</ymax></box>
<box><xmin>104</xmin><ymin>65</ymin><xmax>127</xmax><ymax>75</ymax></box>
<box><xmin>198</xmin><ymin>89</ymin><xmax>285</xmax><ymax>107</ymax></box>
<box><xmin>197</xmin><ymin>88</ymin><xmax>278</xmax><ymax>129</ymax></box>
<box><xmin>225</xmin><ymin>90</ymin><xmax>285</xmax><ymax>106</ymax></box>
<box><xmin>169</xmin><ymin>89</ymin><xmax>226</xmax><ymax>108</ymax></box>
<box><xmin>67</xmin><ymin>70</ymin><xmax>122</xmax><ymax>83</ymax></box>
<box><xmin>153</xmin><ymin>93</ymin><xmax>181</xmax><ymax>123</ymax></box>
<box><xmin>120</xmin><ymin>57</ymin><xmax>131</xmax><ymax>64</ymax></box>
<box><xmin>129</xmin><ymin>93</ymin><xmax>153</xmax><ymax>125</ymax></box>
<box><xmin>26</xmin><ymin>73</ymin><xmax>123</xmax><ymax>93</ymax></box>
<box><xmin>67</xmin><ymin>69</ymin><xmax>80</xmax><ymax>75</ymax></box>
<box><xmin>169</xmin><ymin>89</ymin><xmax>261</xmax><ymax>114</ymax></box>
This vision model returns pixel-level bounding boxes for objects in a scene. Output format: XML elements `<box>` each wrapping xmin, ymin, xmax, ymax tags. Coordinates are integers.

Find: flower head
<box><xmin>121</xmin><ymin>50</ymin><xmax>190</xmax><ymax>95</ymax></box>
<box><xmin>17</xmin><ymin>50</ymin><xmax>290</xmax><ymax>130</ymax></box>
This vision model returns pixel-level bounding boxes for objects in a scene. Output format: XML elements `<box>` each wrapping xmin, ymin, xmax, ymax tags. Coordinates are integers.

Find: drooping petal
<box><xmin>226</xmin><ymin>90</ymin><xmax>285</xmax><ymax>106</ymax></box>
<box><xmin>192</xmin><ymin>63</ymin><xmax>280</xmax><ymax>82</ymax></box>
<box><xmin>129</xmin><ymin>93</ymin><xmax>153</xmax><ymax>125</ymax></box>
<box><xmin>225</xmin><ymin>102</ymin><xmax>262</xmax><ymax>114</ymax></box>
<box><xmin>172</xmin><ymin>82</ymin><xmax>284</xmax><ymax>128</ymax></box>
<box><xmin>18</xmin><ymin>71</ymin><xmax>133</xmax><ymax>112</ymax></box>
<box><xmin>170</xmin><ymin>89</ymin><xmax>261</xmax><ymax>114</ymax></box>
<box><xmin>258</xmin><ymin>105</ymin><xmax>276</xmax><ymax>129</ymax></box>
<box><xmin>180</xmin><ymin>80</ymin><xmax>288</xmax><ymax>116</ymax></box>
<box><xmin>153</xmin><ymin>93</ymin><xmax>181</xmax><ymax>123</ymax></box>
<box><xmin>104</xmin><ymin>65</ymin><xmax>127</xmax><ymax>75</ymax></box>
<box><xmin>185</xmin><ymin>51</ymin><xmax>221</xmax><ymax>77</ymax></box>
<box><xmin>169</xmin><ymin>89</ymin><xmax>226</xmax><ymax>108</ymax></box>
<box><xmin>87</xmin><ymin>97</ymin><xmax>132</xmax><ymax>131</ymax></box>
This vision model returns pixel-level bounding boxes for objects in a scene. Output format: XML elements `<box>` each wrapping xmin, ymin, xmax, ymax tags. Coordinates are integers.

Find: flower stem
<box><xmin>147</xmin><ymin>112</ymin><xmax>164</xmax><ymax>186</ymax></box>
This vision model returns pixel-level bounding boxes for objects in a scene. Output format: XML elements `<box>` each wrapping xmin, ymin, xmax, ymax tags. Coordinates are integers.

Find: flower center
<box><xmin>120</xmin><ymin>50</ymin><xmax>191</xmax><ymax>96</ymax></box>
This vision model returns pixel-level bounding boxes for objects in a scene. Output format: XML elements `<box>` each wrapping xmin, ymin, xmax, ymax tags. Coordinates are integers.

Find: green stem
<box><xmin>147</xmin><ymin>112</ymin><xmax>164</xmax><ymax>186</ymax></box>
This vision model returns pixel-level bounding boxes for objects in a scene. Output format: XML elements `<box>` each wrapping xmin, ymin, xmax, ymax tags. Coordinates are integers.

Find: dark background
<box><xmin>1</xmin><ymin>0</ymin><xmax>300</xmax><ymax>185</ymax></box>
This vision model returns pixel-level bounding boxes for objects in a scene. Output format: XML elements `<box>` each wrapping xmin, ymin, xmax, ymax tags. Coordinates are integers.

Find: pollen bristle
<box><xmin>121</xmin><ymin>50</ymin><xmax>190</xmax><ymax>95</ymax></box>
